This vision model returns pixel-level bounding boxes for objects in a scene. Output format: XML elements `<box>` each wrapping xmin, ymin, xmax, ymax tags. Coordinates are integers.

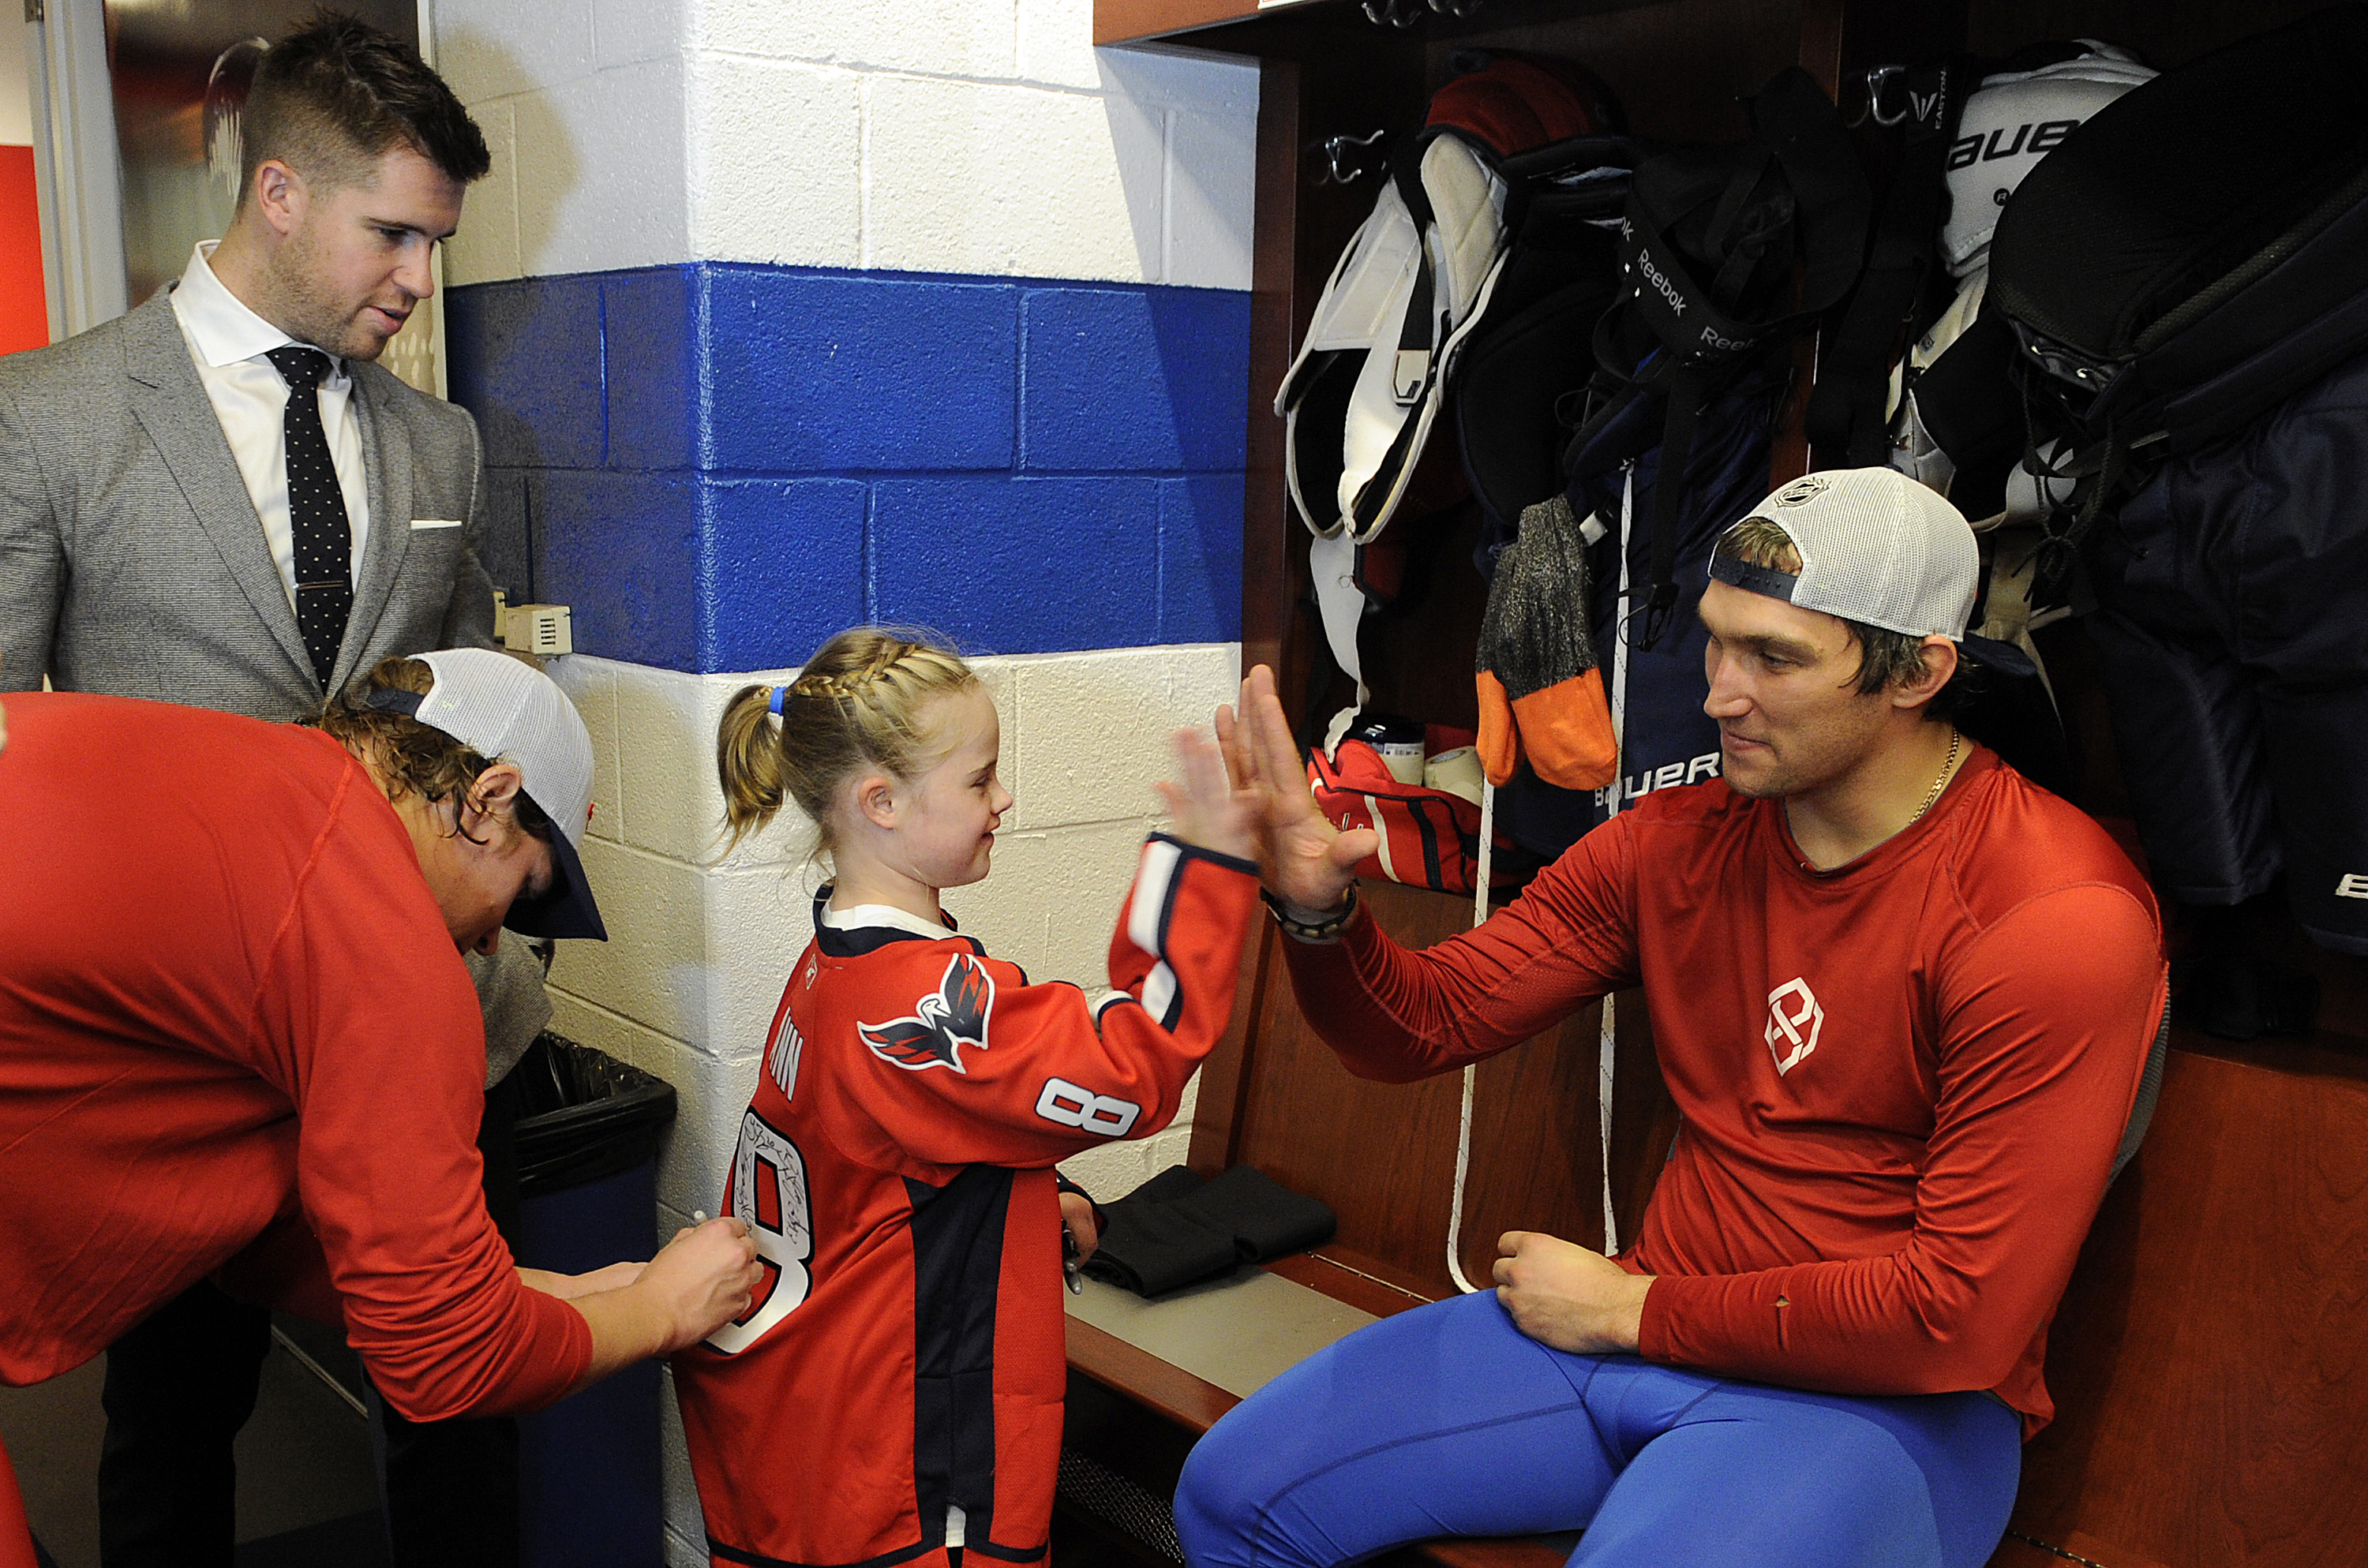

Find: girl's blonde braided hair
<box><xmin>716</xmin><ymin>627</ymin><xmax>980</xmax><ymax>854</ymax></box>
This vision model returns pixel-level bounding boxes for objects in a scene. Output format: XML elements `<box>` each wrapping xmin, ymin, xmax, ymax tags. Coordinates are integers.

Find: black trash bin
<box><xmin>511</xmin><ymin>1034</ymin><xmax>676</xmax><ymax>1568</ymax></box>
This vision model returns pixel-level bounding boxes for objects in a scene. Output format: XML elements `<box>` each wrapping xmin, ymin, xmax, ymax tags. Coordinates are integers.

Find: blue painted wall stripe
<box><xmin>448</xmin><ymin>262</ymin><xmax>1249</xmax><ymax>672</ymax></box>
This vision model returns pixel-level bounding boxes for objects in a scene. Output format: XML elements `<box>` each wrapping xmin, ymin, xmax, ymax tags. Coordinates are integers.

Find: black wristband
<box><xmin>1261</xmin><ymin>883</ymin><xmax>1358</xmax><ymax>943</ymax></box>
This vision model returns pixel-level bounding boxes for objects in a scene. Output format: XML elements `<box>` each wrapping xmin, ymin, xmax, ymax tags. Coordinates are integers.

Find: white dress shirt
<box><xmin>169</xmin><ymin>241</ymin><xmax>371</xmax><ymax>610</ymax></box>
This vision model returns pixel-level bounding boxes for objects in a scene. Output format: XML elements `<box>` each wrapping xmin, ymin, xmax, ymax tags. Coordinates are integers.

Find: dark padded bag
<box><xmin>1804</xmin><ymin>54</ymin><xmax>1984</xmax><ymax>469</ymax></box>
<box><xmin>1989</xmin><ymin>3</ymin><xmax>2368</xmax><ymax>604</ymax></box>
<box><xmin>1808</xmin><ymin>41</ymin><xmax>2127</xmax><ymax>475</ymax></box>
<box><xmin>1578</xmin><ymin>66</ymin><xmax>1868</xmax><ymax>647</ymax></box>
<box><xmin>1453</xmin><ymin>134</ymin><xmax>1638</xmax><ymax>553</ymax></box>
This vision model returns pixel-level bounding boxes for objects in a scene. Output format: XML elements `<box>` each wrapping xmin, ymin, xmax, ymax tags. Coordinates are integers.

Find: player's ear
<box><xmin>1894</xmin><ymin>637</ymin><xmax>1959</xmax><ymax>710</ymax></box>
<box><xmin>250</xmin><ymin>159</ymin><xmax>305</xmax><ymax>237</ymax></box>
<box><xmin>467</xmin><ymin>761</ymin><xmax>526</xmax><ymax>820</ymax></box>
<box><xmin>852</xmin><ymin>772</ymin><xmax>900</xmax><ymax>830</ymax></box>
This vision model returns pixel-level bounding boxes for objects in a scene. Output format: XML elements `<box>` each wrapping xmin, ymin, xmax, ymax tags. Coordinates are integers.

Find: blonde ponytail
<box><xmin>717</xmin><ymin>683</ymin><xmax>792</xmax><ymax>848</ymax></box>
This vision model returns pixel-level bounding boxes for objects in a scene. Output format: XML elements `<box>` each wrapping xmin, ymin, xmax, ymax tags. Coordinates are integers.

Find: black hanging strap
<box><xmin>1805</xmin><ymin>57</ymin><xmax>1975</xmax><ymax>468</ymax></box>
<box><xmin>1633</xmin><ymin>361</ymin><xmax>1708</xmax><ymax>646</ymax></box>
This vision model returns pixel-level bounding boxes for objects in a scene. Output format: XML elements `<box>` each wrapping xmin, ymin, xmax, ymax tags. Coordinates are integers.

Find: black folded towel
<box><xmin>1184</xmin><ymin>1163</ymin><xmax>1339</xmax><ymax>1263</ymax></box>
<box><xmin>1082</xmin><ymin>1164</ymin><xmax>1338</xmax><ymax>1298</ymax></box>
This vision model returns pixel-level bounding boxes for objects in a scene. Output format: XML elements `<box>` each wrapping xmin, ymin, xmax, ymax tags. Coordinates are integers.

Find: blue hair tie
<box><xmin>768</xmin><ymin>685</ymin><xmax>788</xmax><ymax>718</ymax></box>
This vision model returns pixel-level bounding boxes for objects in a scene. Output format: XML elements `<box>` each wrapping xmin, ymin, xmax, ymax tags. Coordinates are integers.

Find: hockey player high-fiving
<box><xmin>673</xmin><ymin>627</ymin><xmax>1259</xmax><ymax>1568</ymax></box>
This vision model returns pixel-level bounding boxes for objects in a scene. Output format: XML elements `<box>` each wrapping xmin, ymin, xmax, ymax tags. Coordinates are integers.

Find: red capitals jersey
<box><xmin>673</xmin><ymin>835</ymin><xmax>1255</xmax><ymax>1567</ymax></box>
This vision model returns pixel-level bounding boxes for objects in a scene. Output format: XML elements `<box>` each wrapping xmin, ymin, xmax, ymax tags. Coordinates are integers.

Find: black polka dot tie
<box><xmin>267</xmin><ymin>345</ymin><xmax>354</xmax><ymax>692</ymax></box>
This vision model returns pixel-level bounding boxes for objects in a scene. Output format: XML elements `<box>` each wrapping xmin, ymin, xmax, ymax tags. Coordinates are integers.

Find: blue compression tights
<box><xmin>1173</xmin><ymin>1289</ymin><xmax>2021</xmax><ymax>1568</ymax></box>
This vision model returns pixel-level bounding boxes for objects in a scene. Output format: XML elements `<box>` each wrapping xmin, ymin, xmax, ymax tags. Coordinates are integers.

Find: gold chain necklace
<box><xmin>1908</xmin><ymin>727</ymin><xmax>1962</xmax><ymax>827</ymax></box>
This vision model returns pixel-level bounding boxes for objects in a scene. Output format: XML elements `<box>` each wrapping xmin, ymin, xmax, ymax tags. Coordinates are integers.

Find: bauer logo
<box><xmin>2336</xmin><ymin>874</ymin><xmax>2368</xmax><ymax>900</ymax></box>
<box><xmin>1765</xmin><ymin>978</ymin><xmax>1823</xmax><ymax>1076</ymax></box>
<box><xmin>1594</xmin><ymin>750</ymin><xmax>1721</xmax><ymax>809</ymax></box>
<box><xmin>1946</xmin><ymin>118</ymin><xmax>2080</xmax><ymax>170</ymax></box>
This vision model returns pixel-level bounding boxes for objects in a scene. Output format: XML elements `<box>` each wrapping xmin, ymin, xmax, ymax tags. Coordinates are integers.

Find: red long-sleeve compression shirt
<box><xmin>1282</xmin><ymin>746</ymin><xmax>2164</xmax><ymax>1435</ymax></box>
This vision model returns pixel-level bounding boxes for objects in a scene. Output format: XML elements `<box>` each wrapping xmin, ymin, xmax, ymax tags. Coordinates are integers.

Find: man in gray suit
<box><xmin>0</xmin><ymin>17</ymin><xmax>545</xmax><ymax>1567</ymax></box>
<box><xmin>0</xmin><ymin>51</ymin><xmax>493</xmax><ymax>708</ymax></box>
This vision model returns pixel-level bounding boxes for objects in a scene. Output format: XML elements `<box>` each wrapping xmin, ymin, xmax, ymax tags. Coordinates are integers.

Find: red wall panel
<box><xmin>0</xmin><ymin>146</ymin><xmax>51</xmax><ymax>357</ymax></box>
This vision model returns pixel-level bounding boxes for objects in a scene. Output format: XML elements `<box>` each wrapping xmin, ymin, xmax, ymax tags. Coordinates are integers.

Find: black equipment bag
<box><xmin>1573</xmin><ymin>67</ymin><xmax>1868</xmax><ymax>648</ymax></box>
<box><xmin>1989</xmin><ymin>3</ymin><xmax>2368</xmax><ymax>607</ymax></box>
<box><xmin>1808</xmin><ymin>41</ymin><xmax>2149</xmax><ymax>476</ymax></box>
<box><xmin>1453</xmin><ymin>134</ymin><xmax>1638</xmax><ymax>558</ymax></box>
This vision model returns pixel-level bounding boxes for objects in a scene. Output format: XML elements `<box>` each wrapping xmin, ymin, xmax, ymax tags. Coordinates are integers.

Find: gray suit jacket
<box><xmin>0</xmin><ymin>288</ymin><xmax>496</xmax><ymax>717</ymax></box>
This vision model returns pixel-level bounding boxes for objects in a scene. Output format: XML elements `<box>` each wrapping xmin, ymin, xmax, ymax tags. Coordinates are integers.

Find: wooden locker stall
<box><xmin>1066</xmin><ymin>6</ymin><xmax>2368</xmax><ymax>1567</ymax></box>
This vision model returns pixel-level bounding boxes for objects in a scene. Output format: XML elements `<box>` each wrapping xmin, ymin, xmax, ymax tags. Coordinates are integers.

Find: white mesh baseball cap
<box><xmin>365</xmin><ymin>648</ymin><xmax>608</xmax><ymax>940</ymax></box>
<box><xmin>1708</xmin><ymin>468</ymin><xmax>2037</xmax><ymax>677</ymax></box>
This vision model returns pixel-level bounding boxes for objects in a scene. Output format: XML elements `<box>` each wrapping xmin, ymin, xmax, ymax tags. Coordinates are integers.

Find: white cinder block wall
<box><xmin>429</xmin><ymin>5</ymin><xmax>1257</xmax><ymax>1561</ymax></box>
<box><xmin>435</xmin><ymin>0</ymin><xmax>1257</xmax><ymax>290</ymax></box>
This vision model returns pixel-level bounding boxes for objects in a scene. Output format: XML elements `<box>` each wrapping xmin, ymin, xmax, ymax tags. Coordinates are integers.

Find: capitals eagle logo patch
<box><xmin>859</xmin><ymin>953</ymin><xmax>993</xmax><ymax>1073</ymax></box>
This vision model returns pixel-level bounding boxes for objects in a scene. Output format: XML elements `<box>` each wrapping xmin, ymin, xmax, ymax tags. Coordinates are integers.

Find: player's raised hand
<box><xmin>1156</xmin><ymin>725</ymin><xmax>1258</xmax><ymax>863</ymax></box>
<box><xmin>1213</xmin><ymin>665</ymin><xmax>1376</xmax><ymax>913</ymax></box>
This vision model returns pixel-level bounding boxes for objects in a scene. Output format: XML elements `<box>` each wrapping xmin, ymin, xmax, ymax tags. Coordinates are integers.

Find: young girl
<box><xmin>672</xmin><ymin>628</ymin><xmax>1259</xmax><ymax>1568</ymax></box>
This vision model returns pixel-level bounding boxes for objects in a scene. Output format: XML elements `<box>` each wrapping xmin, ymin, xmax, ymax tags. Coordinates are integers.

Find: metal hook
<box><xmin>1845</xmin><ymin>63</ymin><xmax>1910</xmax><ymax>129</ymax></box>
<box><xmin>1362</xmin><ymin>0</ymin><xmax>1425</xmax><ymax>28</ymax></box>
<box><xmin>1428</xmin><ymin>0</ymin><xmax>1486</xmax><ymax>17</ymax></box>
<box><xmin>1321</xmin><ymin>128</ymin><xmax>1388</xmax><ymax>185</ymax></box>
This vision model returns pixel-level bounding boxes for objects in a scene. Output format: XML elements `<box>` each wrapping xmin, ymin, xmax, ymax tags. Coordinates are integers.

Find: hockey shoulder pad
<box><xmin>1277</xmin><ymin>130</ymin><xmax>1510</xmax><ymax>544</ymax></box>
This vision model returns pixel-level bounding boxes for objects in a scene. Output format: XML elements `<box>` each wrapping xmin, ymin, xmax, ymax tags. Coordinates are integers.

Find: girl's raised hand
<box><xmin>1156</xmin><ymin>725</ymin><xmax>1260</xmax><ymax>863</ymax></box>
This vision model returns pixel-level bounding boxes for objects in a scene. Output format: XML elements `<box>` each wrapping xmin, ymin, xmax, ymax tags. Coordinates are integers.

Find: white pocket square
<box><xmin>410</xmin><ymin>518</ymin><xmax>464</xmax><ymax>530</ymax></box>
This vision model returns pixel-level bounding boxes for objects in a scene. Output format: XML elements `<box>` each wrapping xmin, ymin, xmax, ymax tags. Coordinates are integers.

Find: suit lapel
<box><xmin>338</xmin><ymin>369</ymin><xmax>413</xmax><ymax>694</ymax></box>
<box><xmin>122</xmin><ymin>293</ymin><xmax>317</xmax><ymax>688</ymax></box>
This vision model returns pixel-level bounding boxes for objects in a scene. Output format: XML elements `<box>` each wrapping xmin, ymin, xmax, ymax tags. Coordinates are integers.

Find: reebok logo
<box><xmin>1637</xmin><ymin>249</ymin><xmax>1688</xmax><ymax>317</ymax></box>
<box><xmin>1765</xmin><ymin>978</ymin><xmax>1823</xmax><ymax>1076</ymax></box>
<box><xmin>1698</xmin><ymin>324</ymin><xmax>1749</xmax><ymax>353</ymax></box>
<box><xmin>1947</xmin><ymin>118</ymin><xmax>2080</xmax><ymax>170</ymax></box>
<box><xmin>2337</xmin><ymin>874</ymin><xmax>2368</xmax><ymax>900</ymax></box>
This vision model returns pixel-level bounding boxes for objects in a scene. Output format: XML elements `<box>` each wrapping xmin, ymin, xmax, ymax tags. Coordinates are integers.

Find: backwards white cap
<box><xmin>365</xmin><ymin>649</ymin><xmax>607</xmax><ymax>940</ymax></box>
<box><xmin>1709</xmin><ymin>468</ymin><xmax>2036</xmax><ymax>678</ymax></box>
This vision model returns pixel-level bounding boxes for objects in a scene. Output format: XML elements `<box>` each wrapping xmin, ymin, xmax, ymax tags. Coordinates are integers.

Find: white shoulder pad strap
<box><xmin>1277</xmin><ymin>177</ymin><xmax>1425</xmax><ymax>537</ymax></box>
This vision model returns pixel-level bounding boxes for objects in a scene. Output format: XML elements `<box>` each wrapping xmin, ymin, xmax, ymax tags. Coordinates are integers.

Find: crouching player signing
<box><xmin>1181</xmin><ymin>470</ymin><xmax>2169</xmax><ymax>1568</ymax></box>
<box><xmin>673</xmin><ymin>628</ymin><xmax>1258</xmax><ymax>1568</ymax></box>
<box><xmin>0</xmin><ymin>652</ymin><xmax>763</xmax><ymax>1568</ymax></box>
